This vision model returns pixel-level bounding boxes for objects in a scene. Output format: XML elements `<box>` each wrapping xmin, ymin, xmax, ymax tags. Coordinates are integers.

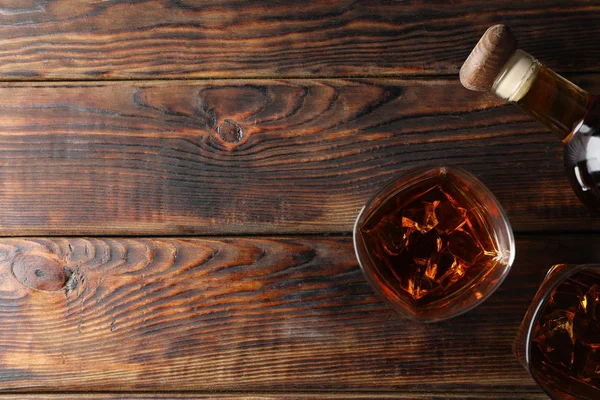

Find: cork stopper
<box><xmin>460</xmin><ymin>25</ymin><xmax>518</xmax><ymax>92</ymax></box>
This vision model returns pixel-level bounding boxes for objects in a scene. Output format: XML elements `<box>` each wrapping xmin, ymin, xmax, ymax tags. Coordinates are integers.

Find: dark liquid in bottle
<box><xmin>564</xmin><ymin>100</ymin><xmax>600</xmax><ymax>211</ymax></box>
<box><xmin>358</xmin><ymin>175</ymin><xmax>503</xmax><ymax>309</ymax></box>
<box><xmin>514</xmin><ymin>66</ymin><xmax>600</xmax><ymax>210</ymax></box>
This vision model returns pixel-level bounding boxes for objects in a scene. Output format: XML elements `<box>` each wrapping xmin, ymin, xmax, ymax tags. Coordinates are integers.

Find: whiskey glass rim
<box><xmin>352</xmin><ymin>165</ymin><xmax>515</xmax><ymax>322</ymax></box>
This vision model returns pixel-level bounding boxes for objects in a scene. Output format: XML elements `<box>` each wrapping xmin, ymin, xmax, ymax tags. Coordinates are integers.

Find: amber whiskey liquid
<box><xmin>515</xmin><ymin>66</ymin><xmax>595</xmax><ymax>142</ymax></box>
<box><xmin>491</xmin><ymin>50</ymin><xmax>600</xmax><ymax>210</ymax></box>
<box><xmin>529</xmin><ymin>269</ymin><xmax>600</xmax><ymax>399</ymax></box>
<box><xmin>356</xmin><ymin>168</ymin><xmax>511</xmax><ymax>320</ymax></box>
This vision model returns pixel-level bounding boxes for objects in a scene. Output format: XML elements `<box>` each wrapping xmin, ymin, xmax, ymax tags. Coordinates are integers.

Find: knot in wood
<box><xmin>11</xmin><ymin>252</ymin><xmax>67</xmax><ymax>292</ymax></box>
<box><xmin>217</xmin><ymin>119</ymin><xmax>244</xmax><ymax>144</ymax></box>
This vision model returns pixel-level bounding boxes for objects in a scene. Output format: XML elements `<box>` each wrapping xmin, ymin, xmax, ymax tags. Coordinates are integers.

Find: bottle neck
<box><xmin>491</xmin><ymin>50</ymin><xmax>595</xmax><ymax>142</ymax></box>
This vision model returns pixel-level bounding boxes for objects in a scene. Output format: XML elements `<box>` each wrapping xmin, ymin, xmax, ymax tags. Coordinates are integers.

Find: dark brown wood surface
<box><xmin>0</xmin><ymin>1</ymin><xmax>598</xmax><ymax>79</ymax></box>
<box><xmin>0</xmin><ymin>234</ymin><xmax>596</xmax><ymax>397</ymax></box>
<box><xmin>0</xmin><ymin>394</ymin><xmax>551</xmax><ymax>400</ymax></box>
<box><xmin>0</xmin><ymin>77</ymin><xmax>599</xmax><ymax>235</ymax></box>
<box><xmin>1</xmin><ymin>1</ymin><xmax>599</xmax><ymax>399</ymax></box>
<box><xmin>0</xmin><ymin>394</ymin><xmax>550</xmax><ymax>400</ymax></box>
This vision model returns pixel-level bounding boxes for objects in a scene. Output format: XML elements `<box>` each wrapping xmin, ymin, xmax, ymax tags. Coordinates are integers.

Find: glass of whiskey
<box><xmin>515</xmin><ymin>264</ymin><xmax>600</xmax><ymax>400</ymax></box>
<box><xmin>353</xmin><ymin>166</ymin><xmax>514</xmax><ymax>322</ymax></box>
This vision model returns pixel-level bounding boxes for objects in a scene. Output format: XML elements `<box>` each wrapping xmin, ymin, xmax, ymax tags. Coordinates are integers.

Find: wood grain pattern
<box><xmin>3</xmin><ymin>1</ymin><xmax>599</xmax><ymax>398</ymax></box>
<box><xmin>0</xmin><ymin>78</ymin><xmax>599</xmax><ymax>235</ymax></box>
<box><xmin>0</xmin><ymin>392</ymin><xmax>550</xmax><ymax>400</ymax></box>
<box><xmin>0</xmin><ymin>1</ymin><xmax>599</xmax><ymax>79</ymax></box>
<box><xmin>0</xmin><ymin>234</ymin><xmax>597</xmax><ymax>393</ymax></box>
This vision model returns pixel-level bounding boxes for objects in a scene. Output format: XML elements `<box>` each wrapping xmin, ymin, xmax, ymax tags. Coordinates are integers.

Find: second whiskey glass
<box><xmin>515</xmin><ymin>264</ymin><xmax>600</xmax><ymax>400</ymax></box>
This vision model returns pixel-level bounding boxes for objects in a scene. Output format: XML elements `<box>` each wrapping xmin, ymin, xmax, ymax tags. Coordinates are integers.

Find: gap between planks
<box><xmin>0</xmin><ymin>70</ymin><xmax>598</xmax><ymax>84</ymax></box>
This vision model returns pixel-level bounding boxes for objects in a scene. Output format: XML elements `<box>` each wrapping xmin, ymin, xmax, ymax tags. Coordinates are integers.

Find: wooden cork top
<box><xmin>460</xmin><ymin>25</ymin><xmax>518</xmax><ymax>92</ymax></box>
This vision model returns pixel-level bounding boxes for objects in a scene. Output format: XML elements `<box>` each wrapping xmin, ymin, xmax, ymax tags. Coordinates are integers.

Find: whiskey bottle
<box><xmin>460</xmin><ymin>25</ymin><xmax>600</xmax><ymax>210</ymax></box>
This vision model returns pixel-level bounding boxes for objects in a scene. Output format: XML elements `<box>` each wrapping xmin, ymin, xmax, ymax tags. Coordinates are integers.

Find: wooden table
<box><xmin>0</xmin><ymin>1</ymin><xmax>599</xmax><ymax>399</ymax></box>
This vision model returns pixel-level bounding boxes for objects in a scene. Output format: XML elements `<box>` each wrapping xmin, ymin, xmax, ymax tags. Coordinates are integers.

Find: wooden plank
<box><xmin>0</xmin><ymin>234</ymin><xmax>596</xmax><ymax>392</ymax></box>
<box><xmin>0</xmin><ymin>391</ymin><xmax>550</xmax><ymax>399</ymax></box>
<box><xmin>0</xmin><ymin>78</ymin><xmax>599</xmax><ymax>235</ymax></box>
<box><xmin>0</xmin><ymin>1</ymin><xmax>598</xmax><ymax>79</ymax></box>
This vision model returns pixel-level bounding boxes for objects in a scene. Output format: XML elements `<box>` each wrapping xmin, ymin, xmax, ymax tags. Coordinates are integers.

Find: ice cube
<box><xmin>406</xmin><ymin>274</ymin><xmax>428</xmax><ymax>300</ymax></box>
<box><xmin>431</xmin><ymin>248</ymin><xmax>447</xmax><ymax>271</ymax></box>
<box><xmin>548</xmin><ymin>281</ymin><xmax>584</xmax><ymax>314</ymax></box>
<box><xmin>574</xmin><ymin>311</ymin><xmax>600</xmax><ymax>348</ymax></box>
<box><xmin>367</xmin><ymin>215</ymin><xmax>407</xmax><ymax>256</ymax></box>
<box><xmin>435</xmin><ymin>199</ymin><xmax>468</xmax><ymax>235</ymax></box>
<box><xmin>449</xmin><ymin>262</ymin><xmax>466</xmax><ymax>284</ymax></box>
<box><xmin>534</xmin><ymin>309</ymin><xmax>576</xmax><ymax>369</ymax></box>
<box><xmin>447</xmin><ymin>229</ymin><xmax>483</xmax><ymax>265</ymax></box>
<box><xmin>402</xmin><ymin>200</ymin><xmax>440</xmax><ymax>234</ymax></box>
<box><xmin>406</xmin><ymin>229</ymin><xmax>441</xmax><ymax>261</ymax></box>
<box><xmin>430</xmin><ymin>249</ymin><xmax>466</xmax><ymax>288</ymax></box>
<box><xmin>577</xmin><ymin>343</ymin><xmax>600</xmax><ymax>382</ymax></box>
<box><xmin>425</xmin><ymin>256</ymin><xmax>438</xmax><ymax>281</ymax></box>
<box><xmin>582</xmin><ymin>284</ymin><xmax>600</xmax><ymax>322</ymax></box>
<box><xmin>406</xmin><ymin>264</ymin><xmax>436</xmax><ymax>300</ymax></box>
